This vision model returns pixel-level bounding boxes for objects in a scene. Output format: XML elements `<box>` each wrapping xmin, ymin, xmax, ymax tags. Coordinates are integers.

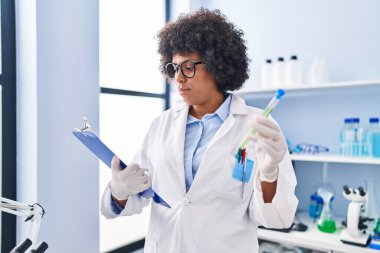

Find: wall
<box><xmin>193</xmin><ymin>0</ymin><xmax>380</xmax><ymax>216</ymax></box>
<box><xmin>16</xmin><ymin>0</ymin><xmax>99</xmax><ymax>251</ymax></box>
<box><xmin>192</xmin><ymin>0</ymin><xmax>380</xmax><ymax>87</ymax></box>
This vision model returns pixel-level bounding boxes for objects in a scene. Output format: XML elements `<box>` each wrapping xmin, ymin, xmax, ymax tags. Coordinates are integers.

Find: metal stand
<box><xmin>0</xmin><ymin>196</ymin><xmax>46</xmax><ymax>251</ymax></box>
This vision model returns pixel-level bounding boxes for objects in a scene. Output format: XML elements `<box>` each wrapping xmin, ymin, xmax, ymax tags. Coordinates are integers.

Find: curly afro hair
<box><xmin>157</xmin><ymin>8</ymin><xmax>250</xmax><ymax>92</ymax></box>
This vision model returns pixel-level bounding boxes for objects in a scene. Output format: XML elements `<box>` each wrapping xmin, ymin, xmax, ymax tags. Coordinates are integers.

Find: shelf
<box><xmin>258</xmin><ymin>213</ymin><xmax>378</xmax><ymax>253</ymax></box>
<box><xmin>234</xmin><ymin>79</ymin><xmax>380</xmax><ymax>96</ymax></box>
<box><xmin>290</xmin><ymin>154</ymin><xmax>380</xmax><ymax>165</ymax></box>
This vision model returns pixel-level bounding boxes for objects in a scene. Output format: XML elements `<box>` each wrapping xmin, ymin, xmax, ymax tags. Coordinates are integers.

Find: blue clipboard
<box><xmin>72</xmin><ymin>125</ymin><xmax>170</xmax><ymax>208</ymax></box>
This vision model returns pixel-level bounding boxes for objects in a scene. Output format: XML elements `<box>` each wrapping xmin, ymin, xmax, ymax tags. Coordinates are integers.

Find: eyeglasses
<box><xmin>165</xmin><ymin>60</ymin><xmax>203</xmax><ymax>79</ymax></box>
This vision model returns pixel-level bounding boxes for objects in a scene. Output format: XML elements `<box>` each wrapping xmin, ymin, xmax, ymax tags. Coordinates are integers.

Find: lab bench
<box><xmin>258</xmin><ymin>213</ymin><xmax>378</xmax><ymax>253</ymax></box>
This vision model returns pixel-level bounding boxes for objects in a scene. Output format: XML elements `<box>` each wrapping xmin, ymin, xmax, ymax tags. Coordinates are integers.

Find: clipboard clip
<box><xmin>72</xmin><ymin>117</ymin><xmax>171</xmax><ymax>208</ymax></box>
<box><xmin>76</xmin><ymin>116</ymin><xmax>91</xmax><ymax>132</ymax></box>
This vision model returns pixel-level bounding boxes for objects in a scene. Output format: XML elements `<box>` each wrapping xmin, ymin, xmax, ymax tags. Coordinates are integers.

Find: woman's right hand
<box><xmin>109</xmin><ymin>156</ymin><xmax>151</xmax><ymax>201</ymax></box>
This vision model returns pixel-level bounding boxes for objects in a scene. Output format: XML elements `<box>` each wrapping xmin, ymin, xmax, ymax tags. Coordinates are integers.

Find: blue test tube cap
<box><xmin>276</xmin><ymin>89</ymin><xmax>285</xmax><ymax>99</ymax></box>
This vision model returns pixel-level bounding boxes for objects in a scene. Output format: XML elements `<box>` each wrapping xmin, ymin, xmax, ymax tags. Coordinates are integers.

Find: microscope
<box><xmin>340</xmin><ymin>185</ymin><xmax>373</xmax><ymax>247</ymax></box>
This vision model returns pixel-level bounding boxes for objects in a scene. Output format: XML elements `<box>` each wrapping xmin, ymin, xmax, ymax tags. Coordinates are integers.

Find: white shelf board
<box><xmin>290</xmin><ymin>154</ymin><xmax>380</xmax><ymax>165</ymax></box>
<box><xmin>234</xmin><ymin>79</ymin><xmax>380</xmax><ymax>96</ymax></box>
<box><xmin>258</xmin><ymin>214</ymin><xmax>378</xmax><ymax>253</ymax></box>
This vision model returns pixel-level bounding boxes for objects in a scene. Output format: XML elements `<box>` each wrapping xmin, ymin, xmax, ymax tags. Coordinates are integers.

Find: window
<box><xmin>100</xmin><ymin>0</ymin><xmax>166</xmax><ymax>94</ymax></box>
<box><xmin>99</xmin><ymin>0</ymin><xmax>169</xmax><ymax>251</ymax></box>
<box><xmin>0</xmin><ymin>0</ymin><xmax>17</xmax><ymax>252</ymax></box>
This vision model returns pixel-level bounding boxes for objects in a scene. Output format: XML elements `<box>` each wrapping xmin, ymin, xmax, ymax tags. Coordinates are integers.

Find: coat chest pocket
<box><xmin>214</xmin><ymin>154</ymin><xmax>255</xmax><ymax>202</ymax></box>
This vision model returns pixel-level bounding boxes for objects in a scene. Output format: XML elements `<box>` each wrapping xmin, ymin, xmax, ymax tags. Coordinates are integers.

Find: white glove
<box><xmin>109</xmin><ymin>156</ymin><xmax>151</xmax><ymax>200</ymax></box>
<box><xmin>247</xmin><ymin>115</ymin><xmax>288</xmax><ymax>182</ymax></box>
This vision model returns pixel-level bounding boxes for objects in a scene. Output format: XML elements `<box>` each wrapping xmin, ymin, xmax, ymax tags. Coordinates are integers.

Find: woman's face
<box><xmin>171</xmin><ymin>53</ymin><xmax>221</xmax><ymax>106</ymax></box>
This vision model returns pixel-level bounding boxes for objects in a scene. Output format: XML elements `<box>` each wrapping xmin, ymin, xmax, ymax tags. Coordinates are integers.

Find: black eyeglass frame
<box><xmin>165</xmin><ymin>60</ymin><xmax>203</xmax><ymax>79</ymax></box>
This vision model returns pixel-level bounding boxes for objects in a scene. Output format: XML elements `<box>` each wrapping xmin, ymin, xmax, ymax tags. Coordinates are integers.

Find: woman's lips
<box><xmin>179</xmin><ymin>89</ymin><xmax>190</xmax><ymax>95</ymax></box>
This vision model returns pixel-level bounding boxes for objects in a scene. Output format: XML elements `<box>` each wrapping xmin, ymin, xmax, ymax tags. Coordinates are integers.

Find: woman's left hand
<box><xmin>247</xmin><ymin>115</ymin><xmax>288</xmax><ymax>182</ymax></box>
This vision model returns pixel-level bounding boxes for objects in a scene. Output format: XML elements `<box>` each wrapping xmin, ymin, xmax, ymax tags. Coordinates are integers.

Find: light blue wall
<box><xmin>194</xmin><ymin>1</ymin><xmax>380</xmax><ymax>216</ymax></box>
<box><xmin>16</xmin><ymin>0</ymin><xmax>99</xmax><ymax>251</ymax></box>
<box><xmin>192</xmin><ymin>0</ymin><xmax>380</xmax><ymax>86</ymax></box>
<box><xmin>37</xmin><ymin>0</ymin><xmax>100</xmax><ymax>251</ymax></box>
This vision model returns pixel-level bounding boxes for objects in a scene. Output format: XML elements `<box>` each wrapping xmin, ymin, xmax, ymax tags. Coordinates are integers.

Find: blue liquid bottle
<box><xmin>340</xmin><ymin>118</ymin><xmax>352</xmax><ymax>156</ymax></box>
<box><xmin>367</xmin><ymin>118</ymin><xmax>380</xmax><ymax>158</ymax></box>
<box><xmin>352</xmin><ymin>118</ymin><xmax>364</xmax><ymax>156</ymax></box>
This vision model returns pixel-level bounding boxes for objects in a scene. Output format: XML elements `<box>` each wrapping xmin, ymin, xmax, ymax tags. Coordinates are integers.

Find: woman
<box><xmin>101</xmin><ymin>8</ymin><xmax>298</xmax><ymax>253</ymax></box>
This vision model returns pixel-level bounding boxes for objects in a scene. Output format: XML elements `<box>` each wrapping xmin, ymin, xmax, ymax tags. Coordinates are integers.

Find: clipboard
<box><xmin>72</xmin><ymin>118</ymin><xmax>170</xmax><ymax>208</ymax></box>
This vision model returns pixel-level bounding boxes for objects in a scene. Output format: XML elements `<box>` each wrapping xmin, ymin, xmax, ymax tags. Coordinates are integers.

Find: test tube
<box><xmin>239</xmin><ymin>89</ymin><xmax>285</xmax><ymax>150</ymax></box>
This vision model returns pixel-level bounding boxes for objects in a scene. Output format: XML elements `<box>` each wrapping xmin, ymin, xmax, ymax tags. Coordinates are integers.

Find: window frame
<box><xmin>100</xmin><ymin>0</ymin><xmax>171</xmax><ymax>110</ymax></box>
<box><xmin>0</xmin><ymin>0</ymin><xmax>17</xmax><ymax>252</ymax></box>
<box><xmin>98</xmin><ymin>0</ymin><xmax>171</xmax><ymax>251</ymax></box>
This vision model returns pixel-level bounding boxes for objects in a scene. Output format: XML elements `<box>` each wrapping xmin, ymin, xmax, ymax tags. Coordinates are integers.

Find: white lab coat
<box><xmin>101</xmin><ymin>94</ymin><xmax>298</xmax><ymax>253</ymax></box>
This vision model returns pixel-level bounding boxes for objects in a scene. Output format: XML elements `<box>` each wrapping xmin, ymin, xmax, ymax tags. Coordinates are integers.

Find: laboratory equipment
<box><xmin>30</xmin><ymin>242</ymin><xmax>49</xmax><ymax>253</ymax></box>
<box><xmin>9</xmin><ymin>239</ymin><xmax>47</xmax><ymax>253</ymax></box>
<box><xmin>352</xmin><ymin>118</ymin><xmax>364</xmax><ymax>156</ymax></box>
<box><xmin>274</xmin><ymin>57</ymin><xmax>286</xmax><ymax>87</ymax></box>
<box><xmin>309</xmin><ymin>192</ymin><xmax>323</xmax><ymax>221</ymax></box>
<box><xmin>363</xmin><ymin>179</ymin><xmax>379</xmax><ymax>233</ymax></box>
<box><xmin>316</xmin><ymin>183</ymin><xmax>336</xmax><ymax>233</ymax></box>
<box><xmin>370</xmin><ymin>235</ymin><xmax>380</xmax><ymax>250</ymax></box>
<box><xmin>340</xmin><ymin>185</ymin><xmax>372</xmax><ymax>247</ymax></box>
<box><xmin>340</xmin><ymin>117</ymin><xmax>367</xmax><ymax>157</ymax></box>
<box><xmin>10</xmin><ymin>238</ymin><xmax>32</xmax><ymax>253</ymax></box>
<box><xmin>293</xmin><ymin>143</ymin><xmax>329</xmax><ymax>155</ymax></box>
<box><xmin>306</xmin><ymin>57</ymin><xmax>329</xmax><ymax>85</ymax></box>
<box><xmin>340</xmin><ymin>118</ymin><xmax>352</xmax><ymax>156</ymax></box>
<box><xmin>0</xmin><ymin>196</ymin><xmax>48</xmax><ymax>251</ymax></box>
<box><xmin>371</xmin><ymin>217</ymin><xmax>380</xmax><ymax>250</ymax></box>
<box><xmin>285</xmin><ymin>55</ymin><xmax>302</xmax><ymax>87</ymax></box>
<box><xmin>239</xmin><ymin>89</ymin><xmax>285</xmax><ymax>150</ymax></box>
<box><xmin>375</xmin><ymin>218</ymin><xmax>380</xmax><ymax>235</ymax></box>
<box><xmin>235</xmin><ymin>89</ymin><xmax>285</xmax><ymax>199</ymax></box>
<box><xmin>366</xmin><ymin>117</ymin><xmax>380</xmax><ymax>157</ymax></box>
<box><xmin>292</xmin><ymin>222</ymin><xmax>308</xmax><ymax>232</ymax></box>
<box><xmin>261</xmin><ymin>59</ymin><xmax>274</xmax><ymax>88</ymax></box>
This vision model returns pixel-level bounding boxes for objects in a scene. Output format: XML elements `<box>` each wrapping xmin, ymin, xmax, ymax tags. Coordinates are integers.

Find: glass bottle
<box><xmin>317</xmin><ymin>186</ymin><xmax>336</xmax><ymax>233</ymax></box>
<box><xmin>367</xmin><ymin>118</ymin><xmax>380</xmax><ymax>157</ymax></box>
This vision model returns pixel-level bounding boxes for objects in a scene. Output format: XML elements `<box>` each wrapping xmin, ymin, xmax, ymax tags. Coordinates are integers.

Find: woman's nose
<box><xmin>175</xmin><ymin>68</ymin><xmax>186</xmax><ymax>83</ymax></box>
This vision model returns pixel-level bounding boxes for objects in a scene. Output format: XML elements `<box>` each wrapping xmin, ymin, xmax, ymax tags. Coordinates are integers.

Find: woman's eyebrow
<box><xmin>172</xmin><ymin>59</ymin><xmax>199</xmax><ymax>64</ymax></box>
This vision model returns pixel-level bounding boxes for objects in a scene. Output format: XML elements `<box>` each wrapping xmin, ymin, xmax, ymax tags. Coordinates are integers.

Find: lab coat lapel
<box><xmin>188</xmin><ymin>94</ymin><xmax>249</xmax><ymax>195</ymax></box>
<box><xmin>207</xmin><ymin>94</ymin><xmax>249</xmax><ymax>147</ymax></box>
<box><xmin>171</xmin><ymin>105</ymin><xmax>190</xmax><ymax>194</ymax></box>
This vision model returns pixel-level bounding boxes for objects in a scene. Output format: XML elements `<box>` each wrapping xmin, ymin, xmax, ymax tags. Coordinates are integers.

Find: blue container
<box><xmin>367</xmin><ymin>118</ymin><xmax>380</xmax><ymax>158</ymax></box>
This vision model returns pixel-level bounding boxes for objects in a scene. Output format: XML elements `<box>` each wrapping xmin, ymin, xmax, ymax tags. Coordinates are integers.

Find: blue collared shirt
<box><xmin>184</xmin><ymin>94</ymin><xmax>231</xmax><ymax>192</ymax></box>
<box><xmin>111</xmin><ymin>94</ymin><xmax>232</xmax><ymax>213</ymax></box>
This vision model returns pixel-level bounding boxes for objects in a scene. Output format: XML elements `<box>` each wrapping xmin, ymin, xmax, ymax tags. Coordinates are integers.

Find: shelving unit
<box><xmin>258</xmin><ymin>214</ymin><xmax>378</xmax><ymax>253</ymax></box>
<box><xmin>259</xmin><ymin>154</ymin><xmax>380</xmax><ymax>253</ymax></box>
<box><xmin>234</xmin><ymin>79</ymin><xmax>380</xmax><ymax>96</ymax></box>
<box><xmin>290</xmin><ymin>154</ymin><xmax>380</xmax><ymax>165</ymax></box>
<box><xmin>237</xmin><ymin>79</ymin><xmax>380</xmax><ymax>252</ymax></box>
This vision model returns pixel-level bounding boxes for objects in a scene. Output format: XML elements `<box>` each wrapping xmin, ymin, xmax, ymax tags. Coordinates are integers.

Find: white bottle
<box><xmin>307</xmin><ymin>57</ymin><xmax>329</xmax><ymax>85</ymax></box>
<box><xmin>274</xmin><ymin>57</ymin><xmax>286</xmax><ymax>87</ymax></box>
<box><xmin>286</xmin><ymin>55</ymin><xmax>302</xmax><ymax>87</ymax></box>
<box><xmin>261</xmin><ymin>59</ymin><xmax>274</xmax><ymax>88</ymax></box>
